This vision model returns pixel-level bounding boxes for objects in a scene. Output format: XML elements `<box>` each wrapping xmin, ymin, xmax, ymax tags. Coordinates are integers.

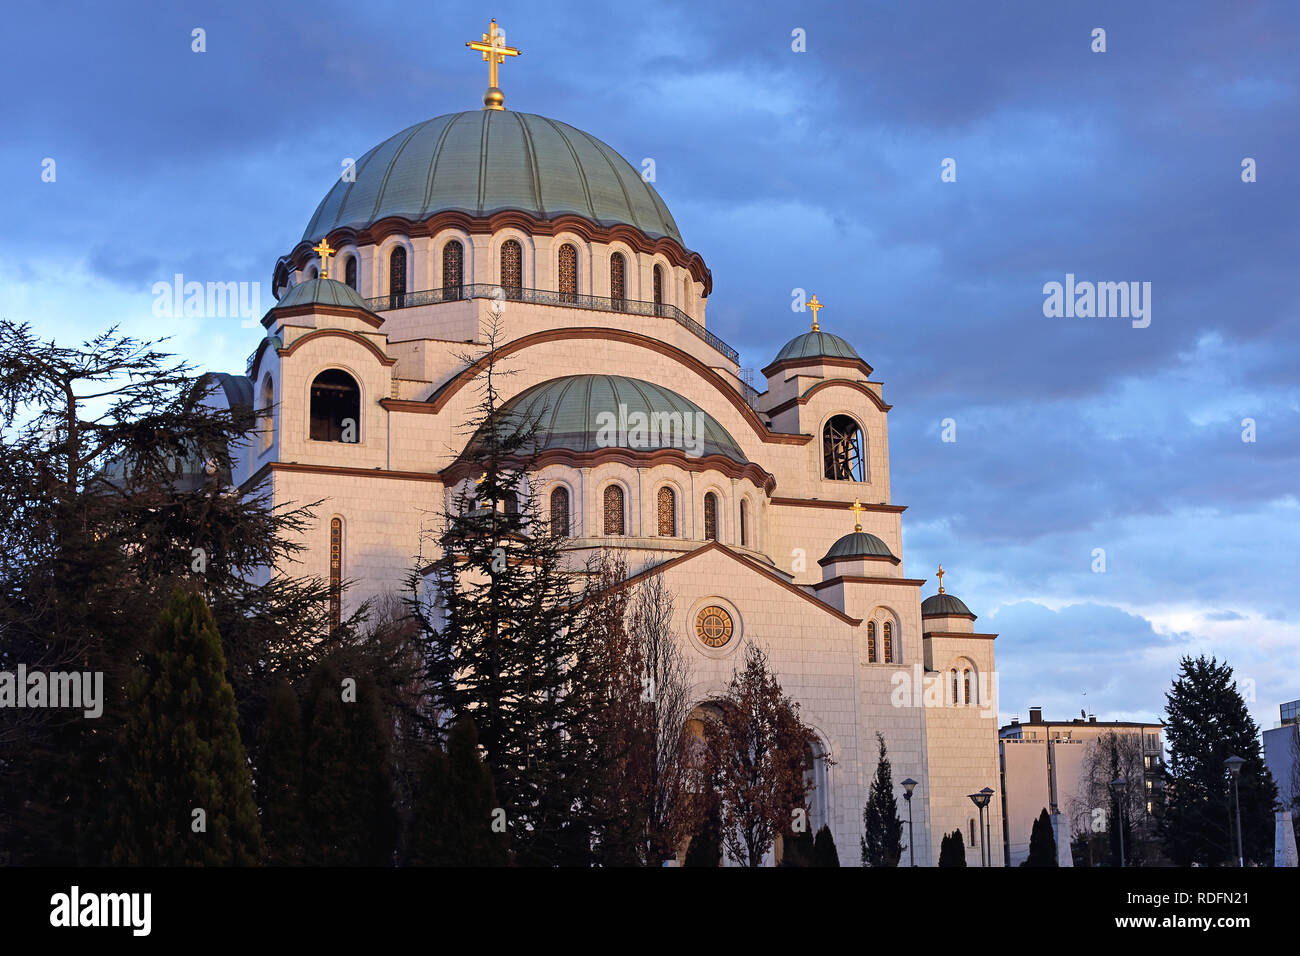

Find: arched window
<box><xmin>274</xmin><ymin>263</ymin><xmax>289</xmax><ymax>296</ymax></box>
<box><xmin>951</xmin><ymin>669</ymin><xmax>960</xmax><ymax>706</ymax></box>
<box><xmin>964</xmin><ymin>669</ymin><xmax>973</xmax><ymax>705</ymax></box>
<box><xmin>867</xmin><ymin>622</ymin><xmax>877</xmax><ymax>663</ymax></box>
<box><xmin>550</xmin><ymin>487</ymin><xmax>569</xmax><ymax>537</ymax></box>
<box><xmin>703</xmin><ymin>492</ymin><xmax>718</xmax><ymax>541</ymax></box>
<box><xmin>610</xmin><ymin>252</ymin><xmax>627</xmax><ymax>311</ymax></box>
<box><xmin>388</xmin><ymin>246</ymin><xmax>407</xmax><ymax>309</ymax></box>
<box><xmin>803</xmin><ymin>740</ymin><xmax>829</xmax><ymax>838</ymax></box>
<box><xmin>653</xmin><ymin>264</ymin><xmax>665</xmax><ymax>314</ymax></box>
<box><xmin>329</xmin><ymin>516</ymin><xmax>343</xmax><ymax>633</ymax></box>
<box><xmin>442</xmin><ymin>240</ymin><xmax>464</xmax><ymax>300</ymax></box>
<box><xmin>501</xmin><ymin>239</ymin><xmax>522</xmax><ymax>299</ymax></box>
<box><xmin>558</xmin><ymin>243</ymin><xmax>578</xmax><ymax>302</ymax></box>
<box><xmin>343</xmin><ymin>255</ymin><xmax>358</xmax><ymax>290</ymax></box>
<box><xmin>603</xmin><ymin>485</ymin><xmax>625</xmax><ymax>536</ymax></box>
<box><xmin>657</xmin><ymin>486</ymin><xmax>676</xmax><ymax>536</ymax></box>
<box><xmin>883</xmin><ymin>621</ymin><xmax>893</xmax><ymax>663</ymax></box>
<box><xmin>309</xmin><ymin>369</ymin><xmax>361</xmax><ymax>443</ymax></box>
<box><xmin>823</xmin><ymin>414</ymin><xmax>866</xmax><ymax>481</ymax></box>
<box><xmin>259</xmin><ymin>374</ymin><xmax>274</xmax><ymax>453</ymax></box>
<box><xmin>306</xmin><ymin>265</ymin><xmax>319</xmax><ymax>280</ymax></box>
<box><xmin>739</xmin><ymin>499</ymin><xmax>748</xmax><ymax>547</ymax></box>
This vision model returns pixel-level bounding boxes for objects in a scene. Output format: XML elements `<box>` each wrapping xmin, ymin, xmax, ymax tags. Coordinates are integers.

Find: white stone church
<box><xmin>208</xmin><ymin>23</ymin><xmax>1005</xmax><ymax>866</ymax></box>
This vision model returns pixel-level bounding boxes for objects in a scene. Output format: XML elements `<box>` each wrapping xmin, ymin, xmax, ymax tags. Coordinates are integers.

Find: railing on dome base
<box><xmin>361</xmin><ymin>284</ymin><xmax>740</xmax><ymax>365</ymax></box>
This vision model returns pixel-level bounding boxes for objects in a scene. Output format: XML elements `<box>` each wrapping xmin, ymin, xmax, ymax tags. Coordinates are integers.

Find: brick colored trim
<box><xmin>761</xmin><ymin>355</ymin><xmax>874</xmax><ymax>379</ymax></box>
<box><xmin>770</xmin><ymin>496</ymin><xmax>906</xmax><ymax>513</ymax></box>
<box><xmin>768</xmin><ymin>378</ymin><xmax>892</xmax><ymax>416</ymax></box>
<box><xmin>277</xmin><ymin>328</ymin><xmax>397</xmax><ymax>366</ymax></box>
<box><xmin>923</xmin><ymin>630</ymin><xmax>998</xmax><ymax>641</ymax></box>
<box><xmin>812</xmin><ymin>576</ymin><xmax>927</xmax><ymax>590</ymax></box>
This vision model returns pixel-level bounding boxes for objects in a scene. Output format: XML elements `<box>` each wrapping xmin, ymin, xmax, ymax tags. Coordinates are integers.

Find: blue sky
<box><xmin>2</xmin><ymin>1</ymin><xmax>1297</xmax><ymax>731</ymax></box>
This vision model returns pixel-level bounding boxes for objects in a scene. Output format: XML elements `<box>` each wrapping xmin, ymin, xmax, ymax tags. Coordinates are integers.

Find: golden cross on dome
<box><xmin>312</xmin><ymin>238</ymin><xmax>335</xmax><ymax>279</ymax></box>
<box><xmin>466</xmin><ymin>18</ymin><xmax>521</xmax><ymax>110</ymax></box>
<box><xmin>475</xmin><ymin>471</ymin><xmax>488</xmax><ymax>485</ymax></box>
<box><xmin>937</xmin><ymin>564</ymin><xmax>945</xmax><ymax>594</ymax></box>
<box><xmin>807</xmin><ymin>293</ymin><xmax>823</xmax><ymax>332</ymax></box>
<box><xmin>850</xmin><ymin>497</ymin><xmax>864</xmax><ymax>532</ymax></box>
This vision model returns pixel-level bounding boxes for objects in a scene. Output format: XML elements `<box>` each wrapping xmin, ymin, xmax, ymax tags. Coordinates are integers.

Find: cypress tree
<box><xmin>780</xmin><ymin>828</ymin><xmax>814</xmax><ymax>867</ymax></box>
<box><xmin>939</xmin><ymin>828</ymin><xmax>967</xmax><ymax>867</ymax></box>
<box><xmin>860</xmin><ymin>732</ymin><xmax>904</xmax><ymax>866</ymax></box>
<box><xmin>112</xmin><ymin>584</ymin><xmax>261</xmax><ymax>865</ymax></box>
<box><xmin>445</xmin><ymin>716</ymin><xmax>510</xmax><ymax>865</ymax></box>
<box><xmin>255</xmin><ymin>679</ymin><xmax>305</xmax><ymax>865</ymax></box>
<box><xmin>1025</xmin><ymin>808</ymin><xmax>1058</xmax><ymax>866</ymax></box>
<box><xmin>683</xmin><ymin>798</ymin><xmax>722</xmax><ymax>868</ymax></box>
<box><xmin>408</xmin><ymin>742</ymin><xmax>452</xmax><ymax>865</ymax></box>
<box><xmin>813</xmin><ymin>824</ymin><xmax>840</xmax><ymax>866</ymax></box>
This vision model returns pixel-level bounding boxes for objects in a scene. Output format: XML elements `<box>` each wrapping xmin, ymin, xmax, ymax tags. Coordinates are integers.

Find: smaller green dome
<box><xmin>773</xmin><ymin>330</ymin><xmax>861</xmax><ymax>364</ymax></box>
<box><xmin>922</xmin><ymin>593</ymin><xmax>975</xmax><ymax>618</ymax></box>
<box><xmin>822</xmin><ymin>531</ymin><xmax>895</xmax><ymax>562</ymax></box>
<box><xmin>275</xmin><ymin>277</ymin><xmax>370</xmax><ymax>312</ymax></box>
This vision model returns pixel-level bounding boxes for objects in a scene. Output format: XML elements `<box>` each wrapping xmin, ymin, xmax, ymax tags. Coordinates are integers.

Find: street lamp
<box><xmin>901</xmin><ymin>778</ymin><xmax>917</xmax><ymax>867</ymax></box>
<box><xmin>1109</xmin><ymin>777</ymin><xmax>1127</xmax><ymax>867</ymax></box>
<box><xmin>968</xmin><ymin>788</ymin><xmax>993</xmax><ymax>867</ymax></box>
<box><xmin>1224</xmin><ymin>755</ymin><xmax>1246</xmax><ymax>867</ymax></box>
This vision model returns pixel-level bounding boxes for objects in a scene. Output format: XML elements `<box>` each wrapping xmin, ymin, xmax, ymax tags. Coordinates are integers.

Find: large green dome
<box><xmin>303</xmin><ymin>111</ymin><xmax>682</xmax><ymax>244</ymax></box>
<box><xmin>470</xmin><ymin>375</ymin><xmax>748</xmax><ymax>464</ymax></box>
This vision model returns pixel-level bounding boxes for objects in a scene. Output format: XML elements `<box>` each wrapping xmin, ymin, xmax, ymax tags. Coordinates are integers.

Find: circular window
<box><xmin>695</xmin><ymin>605</ymin><xmax>734</xmax><ymax>649</ymax></box>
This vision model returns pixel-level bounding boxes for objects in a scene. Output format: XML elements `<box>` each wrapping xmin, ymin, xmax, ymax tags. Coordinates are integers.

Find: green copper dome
<box><xmin>774</xmin><ymin>330</ymin><xmax>862</xmax><ymax>364</ymax></box>
<box><xmin>303</xmin><ymin>111</ymin><xmax>682</xmax><ymax>244</ymax></box>
<box><xmin>275</xmin><ymin>276</ymin><xmax>371</xmax><ymax>311</ymax></box>
<box><xmin>470</xmin><ymin>375</ymin><xmax>747</xmax><ymax>464</ymax></box>
<box><xmin>921</xmin><ymin>593</ymin><xmax>975</xmax><ymax>618</ymax></box>
<box><xmin>822</xmin><ymin>531</ymin><xmax>896</xmax><ymax>562</ymax></box>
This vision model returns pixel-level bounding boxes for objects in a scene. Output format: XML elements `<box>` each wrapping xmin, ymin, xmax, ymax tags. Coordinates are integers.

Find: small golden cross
<box><xmin>937</xmin><ymin>564</ymin><xmax>945</xmax><ymax>594</ymax></box>
<box><xmin>807</xmin><ymin>293</ymin><xmax>823</xmax><ymax>331</ymax></box>
<box><xmin>312</xmin><ymin>238</ymin><xmax>335</xmax><ymax>279</ymax></box>
<box><xmin>466</xmin><ymin>18</ymin><xmax>521</xmax><ymax>109</ymax></box>
<box><xmin>850</xmin><ymin>497</ymin><xmax>864</xmax><ymax>532</ymax></box>
<box><xmin>475</xmin><ymin>471</ymin><xmax>488</xmax><ymax>485</ymax></box>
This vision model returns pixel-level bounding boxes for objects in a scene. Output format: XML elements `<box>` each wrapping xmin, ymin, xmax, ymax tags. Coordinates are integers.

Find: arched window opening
<box><xmin>969</xmin><ymin>818</ymin><xmax>976</xmax><ymax>847</ymax></box>
<box><xmin>329</xmin><ymin>517</ymin><xmax>343</xmax><ymax>633</ymax></box>
<box><xmin>653</xmin><ymin>264</ymin><xmax>665</xmax><ymax>315</ymax></box>
<box><xmin>274</xmin><ymin>263</ymin><xmax>289</xmax><ymax>295</ymax></box>
<box><xmin>883</xmin><ymin>621</ymin><xmax>893</xmax><ymax>663</ymax></box>
<box><xmin>305</xmin><ymin>265</ymin><xmax>319</xmax><ymax>280</ymax></box>
<box><xmin>867</xmin><ymin>622</ymin><xmax>877</xmax><ymax>663</ymax></box>
<box><xmin>657</xmin><ymin>486</ymin><xmax>676</xmax><ymax>536</ymax></box>
<box><xmin>343</xmin><ymin>255</ymin><xmax>358</xmax><ymax>290</ymax></box>
<box><xmin>703</xmin><ymin>492</ymin><xmax>718</xmax><ymax>541</ymax></box>
<box><xmin>558</xmin><ymin>243</ymin><xmax>578</xmax><ymax>302</ymax></box>
<box><xmin>610</xmin><ymin>252</ymin><xmax>627</xmax><ymax>311</ymax></box>
<box><xmin>603</xmin><ymin>485</ymin><xmax>624</xmax><ymax>536</ymax></box>
<box><xmin>309</xmin><ymin>369</ymin><xmax>361</xmax><ymax>443</ymax></box>
<box><xmin>951</xmin><ymin>669</ymin><xmax>960</xmax><ymax>707</ymax></box>
<box><xmin>550</xmin><ymin>487</ymin><xmax>570</xmax><ymax>537</ymax></box>
<box><xmin>388</xmin><ymin>246</ymin><xmax>407</xmax><ymax>309</ymax></box>
<box><xmin>823</xmin><ymin>414</ymin><xmax>866</xmax><ymax>481</ymax></box>
<box><xmin>803</xmin><ymin>741</ymin><xmax>829</xmax><ymax>838</ymax></box>
<box><xmin>442</xmin><ymin>240</ymin><xmax>464</xmax><ymax>301</ymax></box>
<box><xmin>964</xmin><ymin>669</ymin><xmax>973</xmax><ymax>705</ymax></box>
<box><xmin>259</xmin><ymin>374</ymin><xmax>274</xmax><ymax>453</ymax></box>
<box><xmin>739</xmin><ymin>499</ymin><xmax>748</xmax><ymax>547</ymax></box>
<box><xmin>501</xmin><ymin>239</ymin><xmax>522</xmax><ymax>299</ymax></box>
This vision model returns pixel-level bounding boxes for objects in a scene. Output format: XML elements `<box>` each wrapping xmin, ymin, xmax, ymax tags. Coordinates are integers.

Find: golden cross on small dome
<box><xmin>937</xmin><ymin>564</ymin><xmax>945</xmax><ymax>594</ymax></box>
<box><xmin>850</xmin><ymin>497</ymin><xmax>864</xmax><ymax>532</ymax></box>
<box><xmin>475</xmin><ymin>471</ymin><xmax>488</xmax><ymax>485</ymax></box>
<box><xmin>807</xmin><ymin>293</ymin><xmax>824</xmax><ymax>332</ymax></box>
<box><xmin>312</xmin><ymin>238</ymin><xmax>335</xmax><ymax>279</ymax></box>
<box><xmin>466</xmin><ymin>18</ymin><xmax>521</xmax><ymax>110</ymax></box>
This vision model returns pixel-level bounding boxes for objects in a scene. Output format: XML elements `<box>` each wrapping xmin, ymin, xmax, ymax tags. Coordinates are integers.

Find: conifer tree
<box><xmin>444</xmin><ymin>716</ymin><xmax>510</xmax><ymax>865</ymax></box>
<box><xmin>683</xmin><ymin>794</ymin><xmax>723</xmax><ymax>867</ymax></box>
<box><xmin>813</xmin><ymin>824</ymin><xmax>840</xmax><ymax>866</ymax></box>
<box><xmin>1161</xmin><ymin>655</ymin><xmax>1278</xmax><ymax>865</ymax></box>
<box><xmin>860</xmin><ymin>732</ymin><xmax>904</xmax><ymax>866</ymax></box>
<box><xmin>938</xmin><ymin>828</ymin><xmax>967</xmax><ymax>867</ymax></box>
<box><xmin>780</xmin><ymin>828</ymin><xmax>815</xmax><ymax>867</ymax></box>
<box><xmin>1025</xmin><ymin>808</ymin><xmax>1058</xmax><ymax>866</ymax></box>
<box><xmin>112</xmin><ymin>584</ymin><xmax>261</xmax><ymax>865</ymax></box>
<box><xmin>408</xmin><ymin>742</ymin><xmax>452</xmax><ymax>865</ymax></box>
<box><xmin>255</xmin><ymin>679</ymin><xmax>305</xmax><ymax>865</ymax></box>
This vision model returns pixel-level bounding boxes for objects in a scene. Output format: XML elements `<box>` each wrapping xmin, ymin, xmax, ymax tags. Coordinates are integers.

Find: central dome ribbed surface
<box><xmin>472</xmin><ymin>375</ymin><xmax>747</xmax><ymax>464</ymax></box>
<box><xmin>303</xmin><ymin>111</ymin><xmax>682</xmax><ymax>244</ymax></box>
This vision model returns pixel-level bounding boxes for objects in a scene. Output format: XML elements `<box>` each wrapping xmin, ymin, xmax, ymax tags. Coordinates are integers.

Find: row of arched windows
<box><xmin>548</xmin><ymin>485</ymin><xmax>751</xmax><ymax>545</ymax></box>
<box><xmin>866</xmin><ymin>621</ymin><xmax>895</xmax><ymax>664</ymax></box>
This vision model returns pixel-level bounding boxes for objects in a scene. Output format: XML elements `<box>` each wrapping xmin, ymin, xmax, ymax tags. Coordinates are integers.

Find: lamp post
<box><xmin>1109</xmin><ymin>777</ymin><xmax>1127</xmax><ymax>867</ymax></box>
<box><xmin>901</xmin><ymin>778</ymin><xmax>917</xmax><ymax>867</ymax></box>
<box><xmin>1224</xmin><ymin>755</ymin><xmax>1246</xmax><ymax>867</ymax></box>
<box><xmin>969</xmin><ymin>788</ymin><xmax>993</xmax><ymax>867</ymax></box>
<box><xmin>981</xmin><ymin>787</ymin><xmax>995</xmax><ymax>866</ymax></box>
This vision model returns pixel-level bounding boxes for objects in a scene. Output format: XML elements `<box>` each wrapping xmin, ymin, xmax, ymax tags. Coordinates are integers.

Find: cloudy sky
<box><xmin>2</xmin><ymin>1</ymin><xmax>1296</xmax><ymax>731</ymax></box>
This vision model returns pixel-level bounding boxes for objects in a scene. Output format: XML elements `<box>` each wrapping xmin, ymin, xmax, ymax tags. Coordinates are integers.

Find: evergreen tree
<box><xmin>1161</xmin><ymin>655</ymin><xmax>1278</xmax><ymax>866</ymax></box>
<box><xmin>683</xmin><ymin>795</ymin><xmax>722</xmax><ymax>867</ymax></box>
<box><xmin>1025</xmin><ymin>808</ymin><xmax>1058</xmax><ymax>866</ymax></box>
<box><xmin>813</xmin><ymin>824</ymin><xmax>840</xmax><ymax>866</ymax></box>
<box><xmin>112</xmin><ymin>584</ymin><xmax>261</xmax><ymax>865</ymax></box>
<box><xmin>938</xmin><ymin>829</ymin><xmax>967</xmax><ymax>867</ymax></box>
<box><xmin>408</xmin><ymin>742</ymin><xmax>451</xmax><ymax>865</ymax></box>
<box><xmin>301</xmin><ymin>662</ymin><xmax>397</xmax><ymax>865</ymax></box>
<box><xmin>780</xmin><ymin>828</ymin><xmax>814</xmax><ymax>867</ymax></box>
<box><xmin>860</xmin><ymin>732</ymin><xmax>904</xmax><ymax>866</ymax></box>
<box><xmin>444</xmin><ymin>716</ymin><xmax>510</xmax><ymax>865</ymax></box>
<box><xmin>255</xmin><ymin>679</ymin><xmax>305</xmax><ymax>865</ymax></box>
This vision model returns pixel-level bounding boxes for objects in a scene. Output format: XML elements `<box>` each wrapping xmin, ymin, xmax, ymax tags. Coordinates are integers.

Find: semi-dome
<box><xmin>469</xmin><ymin>374</ymin><xmax>748</xmax><ymax>464</ymax></box>
<box><xmin>922</xmin><ymin>593</ymin><xmax>975</xmax><ymax>618</ymax></box>
<box><xmin>303</xmin><ymin>110</ymin><xmax>682</xmax><ymax>244</ymax></box>
<box><xmin>821</xmin><ymin>530</ymin><xmax>896</xmax><ymax>562</ymax></box>
<box><xmin>773</xmin><ymin>330</ymin><xmax>862</xmax><ymax>364</ymax></box>
<box><xmin>274</xmin><ymin>276</ymin><xmax>372</xmax><ymax>312</ymax></box>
